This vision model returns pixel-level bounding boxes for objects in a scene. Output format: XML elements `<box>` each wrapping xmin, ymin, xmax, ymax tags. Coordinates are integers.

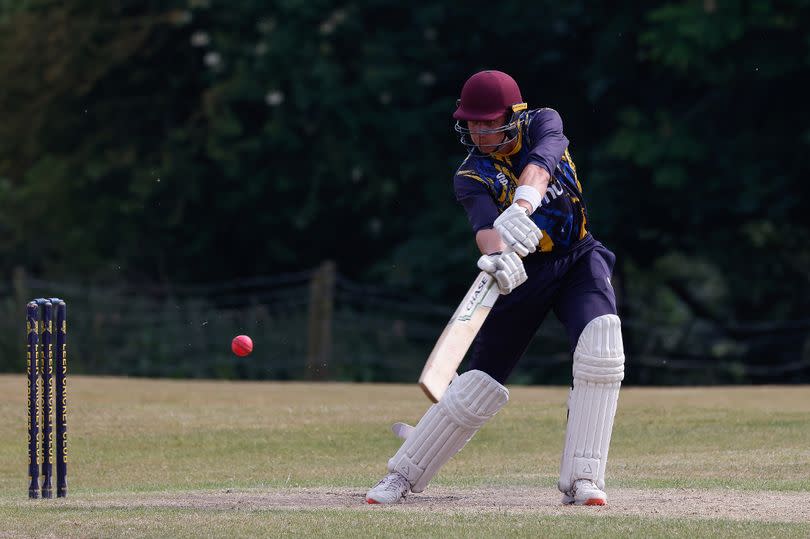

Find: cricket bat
<box><xmin>418</xmin><ymin>269</ymin><xmax>502</xmax><ymax>402</ymax></box>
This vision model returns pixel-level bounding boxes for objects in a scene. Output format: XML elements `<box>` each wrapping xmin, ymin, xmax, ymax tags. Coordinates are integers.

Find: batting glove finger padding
<box><xmin>493</xmin><ymin>203</ymin><xmax>543</xmax><ymax>257</ymax></box>
<box><xmin>476</xmin><ymin>254</ymin><xmax>498</xmax><ymax>274</ymax></box>
<box><xmin>477</xmin><ymin>252</ymin><xmax>528</xmax><ymax>294</ymax></box>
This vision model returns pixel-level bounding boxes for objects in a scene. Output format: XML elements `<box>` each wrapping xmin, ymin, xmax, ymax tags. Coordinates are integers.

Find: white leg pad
<box><xmin>388</xmin><ymin>369</ymin><xmax>508</xmax><ymax>493</ymax></box>
<box><xmin>559</xmin><ymin>314</ymin><xmax>624</xmax><ymax>493</ymax></box>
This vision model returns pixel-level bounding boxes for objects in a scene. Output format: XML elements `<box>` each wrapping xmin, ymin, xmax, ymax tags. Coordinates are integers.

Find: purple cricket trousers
<box><xmin>468</xmin><ymin>234</ymin><xmax>618</xmax><ymax>384</ymax></box>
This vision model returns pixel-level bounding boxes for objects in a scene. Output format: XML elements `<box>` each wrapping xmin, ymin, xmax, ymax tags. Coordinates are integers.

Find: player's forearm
<box><xmin>475</xmin><ymin>228</ymin><xmax>507</xmax><ymax>255</ymax></box>
<box><xmin>513</xmin><ymin>163</ymin><xmax>550</xmax><ymax>214</ymax></box>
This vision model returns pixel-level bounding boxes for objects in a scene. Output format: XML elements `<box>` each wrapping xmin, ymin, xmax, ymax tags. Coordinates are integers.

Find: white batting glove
<box><xmin>477</xmin><ymin>251</ymin><xmax>528</xmax><ymax>295</ymax></box>
<box><xmin>493</xmin><ymin>203</ymin><xmax>543</xmax><ymax>257</ymax></box>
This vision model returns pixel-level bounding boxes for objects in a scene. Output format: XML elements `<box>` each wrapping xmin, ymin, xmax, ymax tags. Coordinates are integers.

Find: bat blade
<box><xmin>418</xmin><ymin>270</ymin><xmax>500</xmax><ymax>402</ymax></box>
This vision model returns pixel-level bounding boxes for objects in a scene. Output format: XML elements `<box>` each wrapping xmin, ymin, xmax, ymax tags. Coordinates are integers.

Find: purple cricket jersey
<box><xmin>452</xmin><ymin>108</ymin><xmax>618</xmax><ymax>383</ymax></box>
<box><xmin>454</xmin><ymin>108</ymin><xmax>589</xmax><ymax>252</ymax></box>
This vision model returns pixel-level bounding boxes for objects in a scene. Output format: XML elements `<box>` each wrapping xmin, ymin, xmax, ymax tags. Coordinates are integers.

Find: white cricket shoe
<box><xmin>561</xmin><ymin>479</ymin><xmax>607</xmax><ymax>506</ymax></box>
<box><xmin>365</xmin><ymin>472</ymin><xmax>410</xmax><ymax>504</ymax></box>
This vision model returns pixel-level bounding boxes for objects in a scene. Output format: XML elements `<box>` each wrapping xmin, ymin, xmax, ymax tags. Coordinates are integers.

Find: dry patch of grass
<box><xmin>0</xmin><ymin>376</ymin><xmax>808</xmax><ymax>536</ymax></box>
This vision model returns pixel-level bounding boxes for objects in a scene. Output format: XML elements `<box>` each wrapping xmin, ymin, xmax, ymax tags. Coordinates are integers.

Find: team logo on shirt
<box><xmin>496</xmin><ymin>172</ymin><xmax>508</xmax><ymax>186</ymax></box>
<box><xmin>541</xmin><ymin>181</ymin><xmax>564</xmax><ymax>206</ymax></box>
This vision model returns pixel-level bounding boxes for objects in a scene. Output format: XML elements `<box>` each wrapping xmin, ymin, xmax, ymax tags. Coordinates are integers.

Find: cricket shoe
<box><xmin>365</xmin><ymin>472</ymin><xmax>410</xmax><ymax>504</ymax></box>
<box><xmin>561</xmin><ymin>479</ymin><xmax>607</xmax><ymax>506</ymax></box>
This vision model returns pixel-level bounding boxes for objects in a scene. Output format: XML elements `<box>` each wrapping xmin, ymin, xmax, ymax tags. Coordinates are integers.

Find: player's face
<box><xmin>467</xmin><ymin>114</ymin><xmax>508</xmax><ymax>154</ymax></box>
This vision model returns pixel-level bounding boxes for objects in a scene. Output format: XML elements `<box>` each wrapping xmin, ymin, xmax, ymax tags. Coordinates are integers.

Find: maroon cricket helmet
<box><xmin>453</xmin><ymin>70</ymin><xmax>524</xmax><ymax>121</ymax></box>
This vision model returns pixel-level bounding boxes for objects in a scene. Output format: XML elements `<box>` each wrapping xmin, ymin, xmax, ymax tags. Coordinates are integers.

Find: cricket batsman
<box><xmin>366</xmin><ymin>70</ymin><xmax>624</xmax><ymax>505</ymax></box>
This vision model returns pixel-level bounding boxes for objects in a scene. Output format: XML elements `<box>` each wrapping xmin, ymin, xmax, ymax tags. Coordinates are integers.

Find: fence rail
<box><xmin>1</xmin><ymin>263</ymin><xmax>807</xmax><ymax>384</ymax></box>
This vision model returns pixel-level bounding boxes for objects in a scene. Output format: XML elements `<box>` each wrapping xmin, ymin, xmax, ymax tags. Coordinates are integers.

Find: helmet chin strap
<box><xmin>488</xmin><ymin>132</ymin><xmax>510</xmax><ymax>154</ymax></box>
<box><xmin>457</xmin><ymin>113</ymin><xmax>522</xmax><ymax>156</ymax></box>
<box><xmin>470</xmin><ymin>127</ymin><xmax>508</xmax><ymax>154</ymax></box>
<box><xmin>481</xmin><ymin>114</ymin><xmax>522</xmax><ymax>155</ymax></box>
<box><xmin>482</xmin><ymin>131</ymin><xmax>515</xmax><ymax>155</ymax></box>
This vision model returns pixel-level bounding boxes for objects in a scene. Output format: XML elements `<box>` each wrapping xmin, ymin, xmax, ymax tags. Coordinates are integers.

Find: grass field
<box><xmin>0</xmin><ymin>376</ymin><xmax>809</xmax><ymax>537</ymax></box>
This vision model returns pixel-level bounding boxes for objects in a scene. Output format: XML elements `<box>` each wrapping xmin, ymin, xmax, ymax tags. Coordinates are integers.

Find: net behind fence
<box><xmin>0</xmin><ymin>264</ymin><xmax>570</xmax><ymax>382</ymax></box>
<box><xmin>1</xmin><ymin>263</ymin><xmax>808</xmax><ymax>383</ymax></box>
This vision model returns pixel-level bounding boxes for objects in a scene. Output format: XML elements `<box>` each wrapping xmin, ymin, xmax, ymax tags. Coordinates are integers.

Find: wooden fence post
<box><xmin>306</xmin><ymin>261</ymin><xmax>335</xmax><ymax>379</ymax></box>
<box><xmin>13</xmin><ymin>266</ymin><xmax>29</xmax><ymax>307</ymax></box>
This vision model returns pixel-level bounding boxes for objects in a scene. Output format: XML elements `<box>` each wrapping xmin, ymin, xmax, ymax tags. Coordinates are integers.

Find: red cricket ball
<box><xmin>231</xmin><ymin>335</ymin><xmax>253</xmax><ymax>357</ymax></box>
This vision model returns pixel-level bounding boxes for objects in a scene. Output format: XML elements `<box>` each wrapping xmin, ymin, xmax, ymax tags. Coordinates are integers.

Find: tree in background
<box><xmin>0</xmin><ymin>1</ymin><xmax>808</xmax><ymax>380</ymax></box>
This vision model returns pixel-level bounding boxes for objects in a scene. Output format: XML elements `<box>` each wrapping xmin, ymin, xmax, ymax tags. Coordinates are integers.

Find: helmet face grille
<box><xmin>454</xmin><ymin>114</ymin><xmax>522</xmax><ymax>154</ymax></box>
